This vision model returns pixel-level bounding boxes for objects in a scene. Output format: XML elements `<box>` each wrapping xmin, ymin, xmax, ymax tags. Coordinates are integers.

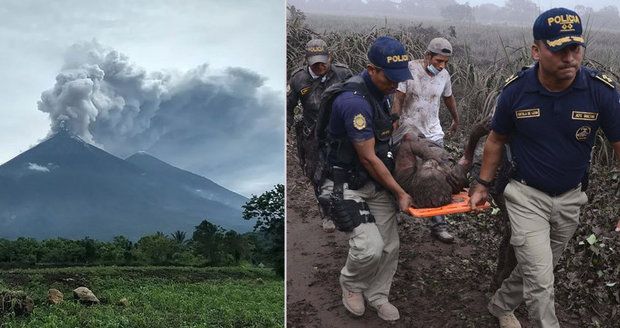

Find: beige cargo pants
<box><xmin>488</xmin><ymin>180</ymin><xmax>588</xmax><ymax>328</ymax></box>
<box><xmin>320</xmin><ymin>179</ymin><xmax>399</xmax><ymax>308</ymax></box>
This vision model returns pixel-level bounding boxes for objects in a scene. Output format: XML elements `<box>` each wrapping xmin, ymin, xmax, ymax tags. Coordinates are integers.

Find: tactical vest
<box><xmin>315</xmin><ymin>75</ymin><xmax>394</xmax><ymax>188</ymax></box>
<box><xmin>290</xmin><ymin>64</ymin><xmax>352</xmax><ymax>127</ymax></box>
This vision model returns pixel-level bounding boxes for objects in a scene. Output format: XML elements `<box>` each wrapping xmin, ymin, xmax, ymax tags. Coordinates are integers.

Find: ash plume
<box><xmin>38</xmin><ymin>40</ymin><xmax>170</xmax><ymax>150</ymax></box>
<box><xmin>37</xmin><ymin>40</ymin><xmax>283</xmax><ymax>194</ymax></box>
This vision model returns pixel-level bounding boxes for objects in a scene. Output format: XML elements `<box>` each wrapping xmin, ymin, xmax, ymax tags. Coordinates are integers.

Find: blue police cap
<box><xmin>367</xmin><ymin>36</ymin><xmax>413</xmax><ymax>82</ymax></box>
<box><xmin>533</xmin><ymin>7</ymin><xmax>584</xmax><ymax>52</ymax></box>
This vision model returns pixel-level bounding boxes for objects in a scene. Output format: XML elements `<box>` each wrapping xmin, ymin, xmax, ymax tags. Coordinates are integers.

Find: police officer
<box><xmin>317</xmin><ymin>36</ymin><xmax>413</xmax><ymax>321</ymax></box>
<box><xmin>470</xmin><ymin>8</ymin><xmax>620</xmax><ymax>328</ymax></box>
<box><xmin>287</xmin><ymin>39</ymin><xmax>352</xmax><ymax>232</ymax></box>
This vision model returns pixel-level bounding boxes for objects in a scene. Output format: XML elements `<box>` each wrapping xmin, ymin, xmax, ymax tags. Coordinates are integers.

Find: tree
<box><xmin>170</xmin><ymin>230</ymin><xmax>187</xmax><ymax>246</ymax></box>
<box><xmin>243</xmin><ymin>184</ymin><xmax>284</xmax><ymax>277</ymax></box>
<box><xmin>243</xmin><ymin>231</ymin><xmax>272</xmax><ymax>267</ymax></box>
<box><xmin>473</xmin><ymin>3</ymin><xmax>502</xmax><ymax>24</ymax></box>
<box><xmin>192</xmin><ymin>220</ymin><xmax>225</xmax><ymax>266</ymax></box>
<box><xmin>112</xmin><ymin>235</ymin><xmax>134</xmax><ymax>263</ymax></box>
<box><xmin>222</xmin><ymin>230</ymin><xmax>251</xmax><ymax>265</ymax></box>
<box><xmin>135</xmin><ymin>234</ymin><xmax>179</xmax><ymax>265</ymax></box>
<box><xmin>13</xmin><ymin>237</ymin><xmax>40</xmax><ymax>264</ymax></box>
<box><xmin>441</xmin><ymin>3</ymin><xmax>474</xmax><ymax>23</ymax></box>
<box><xmin>504</xmin><ymin>0</ymin><xmax>539</xmax><ymax>24</ymax></box>
<box><xmin>0</xmin><ymin>239</ymin><xmax>12</xmax><ymax>263</ymax></box>
<box><xmin>79</xmin><ymin>237</ymin><xmax>98</xmax><ymax>263</ymax></box>
<box><xmin>594</xmin><ymin>6</ymin><xmax>620</xmax><ymax>29</ymax></box>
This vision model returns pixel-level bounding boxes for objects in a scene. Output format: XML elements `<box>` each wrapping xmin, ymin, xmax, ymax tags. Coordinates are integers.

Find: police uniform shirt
<box><xmin>492</xmin><ymin>63</ymin><xmax>620</xmax><ymax>195</ymax></box>
<box><xmin>287</xmin><ymin>63</ymin><xmax>353</xmax><ymax>124</ymax></box>
<box><xmin>328</xmin><ymin>70</ymin><xmax>385</xmax><ymax>143</ymax></box>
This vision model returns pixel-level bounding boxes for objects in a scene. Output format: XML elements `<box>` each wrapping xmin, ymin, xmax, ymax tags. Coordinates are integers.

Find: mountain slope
<box><xmin>0</xmin><ymin>131</ymin><xmax>252</xmax><ymax>240</ymax></box>
<box><xmin>126</xmin><ymin>152</ymin><xmax>248</xmax><ymax>209</ymax></box>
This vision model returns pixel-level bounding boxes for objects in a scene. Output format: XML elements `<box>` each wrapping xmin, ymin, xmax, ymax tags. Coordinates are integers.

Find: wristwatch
<box><xmin>475</xmin><ymin>176</ymin><xmax>493</xmax><ymax>188</ymax></box>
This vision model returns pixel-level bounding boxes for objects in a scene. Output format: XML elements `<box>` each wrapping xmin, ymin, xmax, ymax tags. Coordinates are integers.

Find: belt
<box><xmin>512</xmin><ymin>177</ymin><xmax>579</xmax><ymax>197</ymax></box>
<box><xmin>326</xmin><ymin>166</ymin><xmax>378</xmax><ymax>191</ymax></box>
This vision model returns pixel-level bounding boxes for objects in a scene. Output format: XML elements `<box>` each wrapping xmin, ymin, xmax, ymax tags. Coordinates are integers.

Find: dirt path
<box><xmin>286</xmin><ymin>133</ymin><xmax>580</xmax><ymax>328</ymax></box>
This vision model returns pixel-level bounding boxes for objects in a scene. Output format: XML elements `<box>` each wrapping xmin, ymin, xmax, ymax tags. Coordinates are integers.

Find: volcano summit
<box><xmin>0</xmin><ymin>130</ymin><xmax>250</xmax><ymax>240</ymax></box>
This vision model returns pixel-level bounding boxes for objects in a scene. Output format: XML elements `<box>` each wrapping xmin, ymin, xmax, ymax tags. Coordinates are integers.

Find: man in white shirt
<box><xmin>392</xmin><ymin>37</ymin><xmax>460</xmax><ymax>243</ymax></box>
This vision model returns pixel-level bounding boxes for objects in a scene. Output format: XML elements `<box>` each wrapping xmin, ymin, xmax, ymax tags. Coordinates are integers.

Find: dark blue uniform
<box><xmin>325</xmin><ymin>70</ymin><xmax>394</xmax><ymax>178</ymax></box>
<box><xmin>329</xmin><ymin>71</ymin><xmax>385</xmax><ymax>145</ymax></box>
<box><xmin>492</xmin><ymin>63</ymin><xmax>620</xmax><ymax>195</ymax></box>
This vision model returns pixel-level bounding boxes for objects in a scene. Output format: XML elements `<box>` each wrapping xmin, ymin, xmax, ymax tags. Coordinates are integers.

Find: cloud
<box><xmin>27</xmin><ymin>163</ymin><xmax>50</xmax><ymax>172</ymax></box>
<box><xmin>37</xmin><ymin>40</ymin><xmax>283</xmax><ymax>195</ymax></box>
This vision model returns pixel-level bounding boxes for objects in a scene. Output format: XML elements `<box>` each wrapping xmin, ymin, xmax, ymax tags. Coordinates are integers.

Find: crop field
<box><xmin>288</xmin><ymin>12</ymin><xmax>620</xmax><ymax>135</ymax></box>
<box><xmin>0</xmin><ymin>266</ymin><xmax>283</xmax><ymax>328</ymax></box>
<box><xmin>287</xmin><ymin>8</ymin><xmax>620</xmax><ymax>327</ymax></box>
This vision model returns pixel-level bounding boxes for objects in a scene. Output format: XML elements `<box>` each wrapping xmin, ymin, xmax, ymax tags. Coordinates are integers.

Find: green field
<box><xmin>0</xmin><ymin>266</ymin><xmax>283</xmax><ymax>328</ymax></box>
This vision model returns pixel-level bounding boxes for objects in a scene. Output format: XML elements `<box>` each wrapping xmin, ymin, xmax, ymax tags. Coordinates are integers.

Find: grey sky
<box><xmin>0</xmin><ymin>0</ymin><xmax>285</xmax><ymax>197</ymax></box>
<box><xmin>455</xmin><ymin>0</ymin><xmax>618</xmax><ymax>10</ymax></box>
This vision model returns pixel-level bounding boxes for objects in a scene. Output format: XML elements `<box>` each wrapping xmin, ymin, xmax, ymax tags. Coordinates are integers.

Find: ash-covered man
<box><xmin>287</xmin><ymin>39</ymin><xmax>352</xmax><ymax>232</ymax></box>
<box><xmin>316</xmin><ymin>36</ymin><xmax>413</xmax><ymax>321</ymax></box>
<box><xmin>392</xmin><ymin>37</ymin><xmax>459</xmax><ymax>243</ymax></box>
<box><xmin>470</xmin><ymin>7</ymin><xmax>620</xmax><ymax>328</ymax></box>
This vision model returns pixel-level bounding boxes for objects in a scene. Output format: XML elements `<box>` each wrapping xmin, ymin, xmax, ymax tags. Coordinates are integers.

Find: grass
<box><xmin>0</xmin><ymin>266</ymin><xmax>283</xmax><ymax>328</ymax></box>
<box><xmin>287</xmin><ymin>10</ymin><xmax>620</xmax><ymax>167</ymax></box>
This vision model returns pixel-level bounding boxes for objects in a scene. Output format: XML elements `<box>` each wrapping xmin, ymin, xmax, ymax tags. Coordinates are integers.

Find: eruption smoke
<box><xmin>39</xmin><ymin>40</ymin><xmax>172</xmax><ymax>152</ymax></box>
<box><xmin>37</xmin><ymin>40</ymin><xmax>283</xmax><ymax>194</ymax></box>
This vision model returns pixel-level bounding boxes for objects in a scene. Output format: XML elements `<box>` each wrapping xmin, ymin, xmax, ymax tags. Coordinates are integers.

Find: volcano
<box><xmin>0</xmin><ymin>130</ymin><xmax>251</xmax><ymax>240</ymax></box>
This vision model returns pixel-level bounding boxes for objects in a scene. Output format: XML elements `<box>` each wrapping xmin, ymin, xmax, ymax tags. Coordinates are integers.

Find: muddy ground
<box><xmin>286</xmin><ymin>133</ymin><xmax>582</xmax><ymax>328</ymax></box>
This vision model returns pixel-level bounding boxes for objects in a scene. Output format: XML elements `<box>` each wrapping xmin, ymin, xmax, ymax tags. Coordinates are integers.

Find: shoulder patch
<box><xmin>593</xmin><ymin>73</ymin><xmax>616</xmax><ymax>89</ymax></box>
<box><xmin>503</xmin><ymin>73</ymin><xmax>521</xmax><ymax>88</ymax></box>
<box><xmin>520</xmin><ymin>63</ymin><xmax>535</xmax><ymax>71</ymax></box>
<box><xmin>353</xmin><ymin>113</ymin><xmax>367</xmax><ymax>130</ymax></box>
<box><xmin>300</xmin><ymin>86</ymin><xmax>312</xmax><ymax>96</ymax></box>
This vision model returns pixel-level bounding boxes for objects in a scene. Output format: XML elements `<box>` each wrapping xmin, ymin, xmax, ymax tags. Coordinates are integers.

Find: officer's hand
<box><xmin>468</xmin><ymin>183</ymin><xmax>488</xmax><ymax>209</ymax></box>
<box><xmin>396</xmin><ymin>192</ymin><xmax>413</xmax><ymax>213</ymax></box>
<box><xmin>615</xmin><ymin>218</ymin><xmax>620</xmax><ymax>233</ymax></box>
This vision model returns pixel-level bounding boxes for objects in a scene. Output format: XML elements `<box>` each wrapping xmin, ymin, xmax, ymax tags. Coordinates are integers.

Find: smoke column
<box><xmin>37</xmin><ymin>40</ymin><xmax>283</xmax><ymax>194</ymax></box>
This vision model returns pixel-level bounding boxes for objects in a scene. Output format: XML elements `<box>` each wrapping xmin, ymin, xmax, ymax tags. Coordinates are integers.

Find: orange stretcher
<box><xmin>407</xmin><ymin>190</ymin><xmax>490</xmax><ymax>218</ymax></box>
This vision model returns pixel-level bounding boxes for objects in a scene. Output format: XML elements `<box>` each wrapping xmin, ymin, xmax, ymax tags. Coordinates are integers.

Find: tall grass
<box><xmin>287</xmin><ymin>9</ymin><xmax>620</xmax><ymax>167</ymax></box>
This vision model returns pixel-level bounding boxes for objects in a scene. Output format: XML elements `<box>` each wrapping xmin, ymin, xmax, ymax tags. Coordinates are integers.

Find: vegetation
<box><xmin>0</xmin><ymin>183</ymin><xmax>288</xmax><ymax>272</ymax></box>
<box><xmin>243</xmin><ymin>184</ymin><xmax>285</xmax><ymax>277</ymax></box>
<box><xmin>288</xmin><ymin>0</ymin><xmax>620</xmax><ymax>31</ymax></box>
<box><xmin>0</xmin><ymin>222</ymin><xmax>274</xmax><ymax>270</ymax></box>
<box><xmin>0</xmin><ymin>185</ymin><xmax>285</xmax><ymax>326</ymax></box>
<box><xmin>0</xmin><ymin>266</ymin><xmax>283</xmax><ymax>327</ymax></box>
<box><xmin>287</xmin><ymin>8</ymin><xmax>620</xmax><ymax>165</ymax></box>
<box><xmin>287</xmin><ymin>8</ymin><xmax>620</xmax><ymax>326</ymax></box>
